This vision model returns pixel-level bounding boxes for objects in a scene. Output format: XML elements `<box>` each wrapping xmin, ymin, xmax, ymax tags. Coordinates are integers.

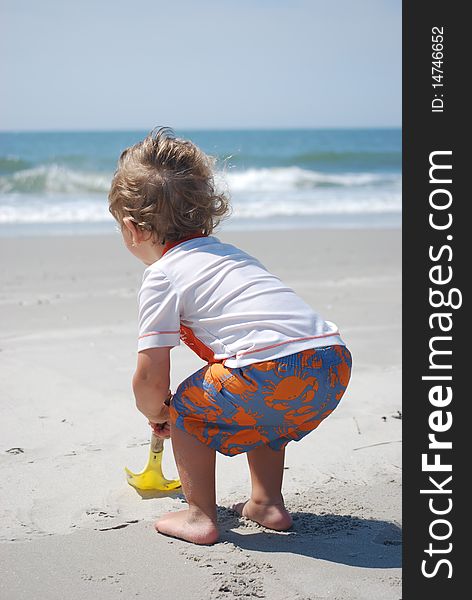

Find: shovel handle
<box><xmin>151</xmin><ymin>432</ymin><xmax>165</xmax><ymax>453</ymax></box>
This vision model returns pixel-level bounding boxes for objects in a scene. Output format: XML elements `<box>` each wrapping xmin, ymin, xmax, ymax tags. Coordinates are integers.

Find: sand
<box><xmin>0</xmin><ymin>228</ymin><xmax>401</xmax><ymax>599</ymax></box>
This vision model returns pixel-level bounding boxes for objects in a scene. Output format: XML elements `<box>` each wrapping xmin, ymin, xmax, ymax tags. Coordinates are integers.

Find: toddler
<box><xmin>108</xmin><ymin>127</ymin><xmax>352</xmax><ymax>545</ymax></box>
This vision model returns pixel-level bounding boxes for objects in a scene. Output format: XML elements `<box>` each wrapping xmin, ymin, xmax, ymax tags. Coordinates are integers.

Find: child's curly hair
<box><xmin>108</xmin><ymin>126</ymin><xmax>231</xmax><ymax>244</ymax></box>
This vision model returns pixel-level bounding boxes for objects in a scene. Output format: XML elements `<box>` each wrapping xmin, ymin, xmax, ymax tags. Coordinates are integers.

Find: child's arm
<box><xmin>132</xmin><ymin>347</ymin><xmax>171</xmax><ymax>424</ymax></box>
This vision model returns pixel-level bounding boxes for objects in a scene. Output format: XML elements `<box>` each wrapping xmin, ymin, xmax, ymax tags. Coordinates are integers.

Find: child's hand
<box><xmin>148</xmin><ymin>401</ymin><xmax>171</xmax><ymax>438</ymax></box>
<box><xmin>149</xmin><ymin>391</ymin><xmax>172</xmax><ymax>438</ymax></box>
<box><xmin>149</xmin><ymin>421</ymin><xmax>171</xmax><ymax>439</ymax></box>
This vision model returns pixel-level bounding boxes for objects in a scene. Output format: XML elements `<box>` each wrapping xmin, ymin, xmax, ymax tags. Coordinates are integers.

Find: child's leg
<box><xmin>232</xmin><ymin>444</ymin><xmax>293</xmax><ymax>531</ymax></box>
<box><xmin>154</xmin><ymin>424</ymin><xmax>219</xmax><ymax>545</ymax></box>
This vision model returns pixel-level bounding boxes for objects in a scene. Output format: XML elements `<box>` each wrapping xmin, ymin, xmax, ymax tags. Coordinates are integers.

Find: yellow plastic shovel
<box><xmin>125</xmin><ymin>432</ymin><xmax>181</xmax><ymax>491</ymax></box>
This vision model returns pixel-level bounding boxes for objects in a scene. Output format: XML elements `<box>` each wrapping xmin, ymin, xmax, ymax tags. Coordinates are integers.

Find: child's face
<box><xmin>121</xmin><ymin>218</ymin><xmax>164</xmax><ymax>266</ymax></box>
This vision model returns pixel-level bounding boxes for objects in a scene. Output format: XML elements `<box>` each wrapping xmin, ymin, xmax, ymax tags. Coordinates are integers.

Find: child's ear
<box><xmin>122</xmin><ymin>217</ymin><xmax>140</xmax><ymax>242</ymax></box>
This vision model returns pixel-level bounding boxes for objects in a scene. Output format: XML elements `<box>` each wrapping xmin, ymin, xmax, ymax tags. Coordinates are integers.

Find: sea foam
<box><xmin>0</xmin><ymin>164</ymin><xmax>401</xmax><ymax>225</ymax></box>
<box><xmin>0</xmin><ymin>164</ymin><xmax>399</xmax><ymax>195</ymax></box>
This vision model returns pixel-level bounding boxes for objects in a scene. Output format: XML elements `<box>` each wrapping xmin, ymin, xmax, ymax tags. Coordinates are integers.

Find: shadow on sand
<box><xmin>216</xmin><ymin>505</ymin><xmax>402</xmax><ymax>569</ymax></box>
<box><xmin>128</xmin><ymin>489</ymin><xmax>401</xmax><ymax>569</ymax></box>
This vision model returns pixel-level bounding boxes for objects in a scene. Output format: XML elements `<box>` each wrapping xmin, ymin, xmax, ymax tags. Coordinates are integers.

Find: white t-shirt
<box><xmin>137</xmin><ymin>235</ymin><xmax>345</xmax><ymax>368</ymax></box>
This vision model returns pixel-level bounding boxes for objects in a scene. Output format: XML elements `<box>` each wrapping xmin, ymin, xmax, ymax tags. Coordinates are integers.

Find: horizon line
<box><xmin>0</xmin><ymin>125</ymin><xmax>401</xmax><ymax>134</ymax></box>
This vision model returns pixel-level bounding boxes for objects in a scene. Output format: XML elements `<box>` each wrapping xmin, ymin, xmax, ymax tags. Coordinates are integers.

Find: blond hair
<box><xmin>108</xmin><ymin>127</ymin><xmax>230</xmax><ymax>244</ymax></box>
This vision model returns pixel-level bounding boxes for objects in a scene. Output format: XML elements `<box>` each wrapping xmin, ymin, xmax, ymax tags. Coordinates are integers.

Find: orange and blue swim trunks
<box><xmin>169</xmin><ymin>345</ymin><xmax>352</xmax><ymax>456</ymax></box>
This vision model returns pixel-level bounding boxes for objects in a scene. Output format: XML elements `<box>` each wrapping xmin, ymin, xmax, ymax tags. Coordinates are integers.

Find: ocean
<box><xmin>0</xmin><ymin>128</ymin><xmax>401</xmax><ymax>237</ymax></box>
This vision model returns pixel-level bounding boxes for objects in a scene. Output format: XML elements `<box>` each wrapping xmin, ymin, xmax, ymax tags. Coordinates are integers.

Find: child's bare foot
<box><xmin>154</xmin><ymin>508</ymin><xmax>219</xmax><ymax>545</ymax></box>
<box><xmin>231</xmin><ymin>499</ymin><xmax>293</xmax><ymax>531</ymax></box>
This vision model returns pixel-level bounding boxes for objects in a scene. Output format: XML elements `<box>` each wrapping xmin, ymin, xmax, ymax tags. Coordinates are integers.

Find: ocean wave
<box><xmin>0</xmin><ymin>191</ymin><xmax>401</xmax><ymax>225</ymax></box>
<box><xmin>231</xmin><ymin>197</ymin><xmax>401</xmax><ymax>218</ymax></box>
<box><xmin>0</xmin><ymin>156</ymin><xmax>32</xmax><ymax>175</ymax></box>
<box><xmin>0</xmin><ymin>199</ymin><xmax>110</xmax><ymax>224</ymax></box>
<box><xmin>0</xmin><ymin>163</ymin><xmax>400</xmax><ymax>195</ymax></box>
<box><xmin>221</xmin><ymin>167</ymin><xmax>399</xmax><ymax>192</ymax></box>
<box><xmin>0</xmin><ymin>164</ymin><xmax>111</xmax><ymax>194</ymax></box>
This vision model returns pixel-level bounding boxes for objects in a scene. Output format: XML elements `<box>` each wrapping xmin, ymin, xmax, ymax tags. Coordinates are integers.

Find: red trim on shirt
<box><xmin>162</xmin><ymin>233</ymin><xmax>208</xmax><ymax>257</ymax></box>
<box><xmin>234</xmin><ymin>332</ymin><xmax>341</xmax><ymax>358</ymax></box>
<box><xmin>139</xmin><ymin>330</ymin><xmax>180</xmax><ymax>339</ymax></box>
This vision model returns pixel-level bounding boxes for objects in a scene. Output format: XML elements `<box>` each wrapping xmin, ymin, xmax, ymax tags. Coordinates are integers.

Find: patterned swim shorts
<box><xmin>169</xmin><ymin>345</ymin><xmax>352</xmax><ymax>457</ymax></box>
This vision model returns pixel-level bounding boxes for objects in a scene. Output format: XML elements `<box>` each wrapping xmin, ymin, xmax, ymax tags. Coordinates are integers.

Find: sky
<box><xmin>0</xmin><ymin>0</ymin><xmax>401</xmax><ymax>131</ymax></box>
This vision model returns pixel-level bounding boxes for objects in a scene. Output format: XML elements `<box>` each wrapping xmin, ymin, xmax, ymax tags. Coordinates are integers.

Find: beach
<box><xmin>0</xmin><ymin>227</ymin><xmax>401</xmax><ymax>599</ymax></box>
